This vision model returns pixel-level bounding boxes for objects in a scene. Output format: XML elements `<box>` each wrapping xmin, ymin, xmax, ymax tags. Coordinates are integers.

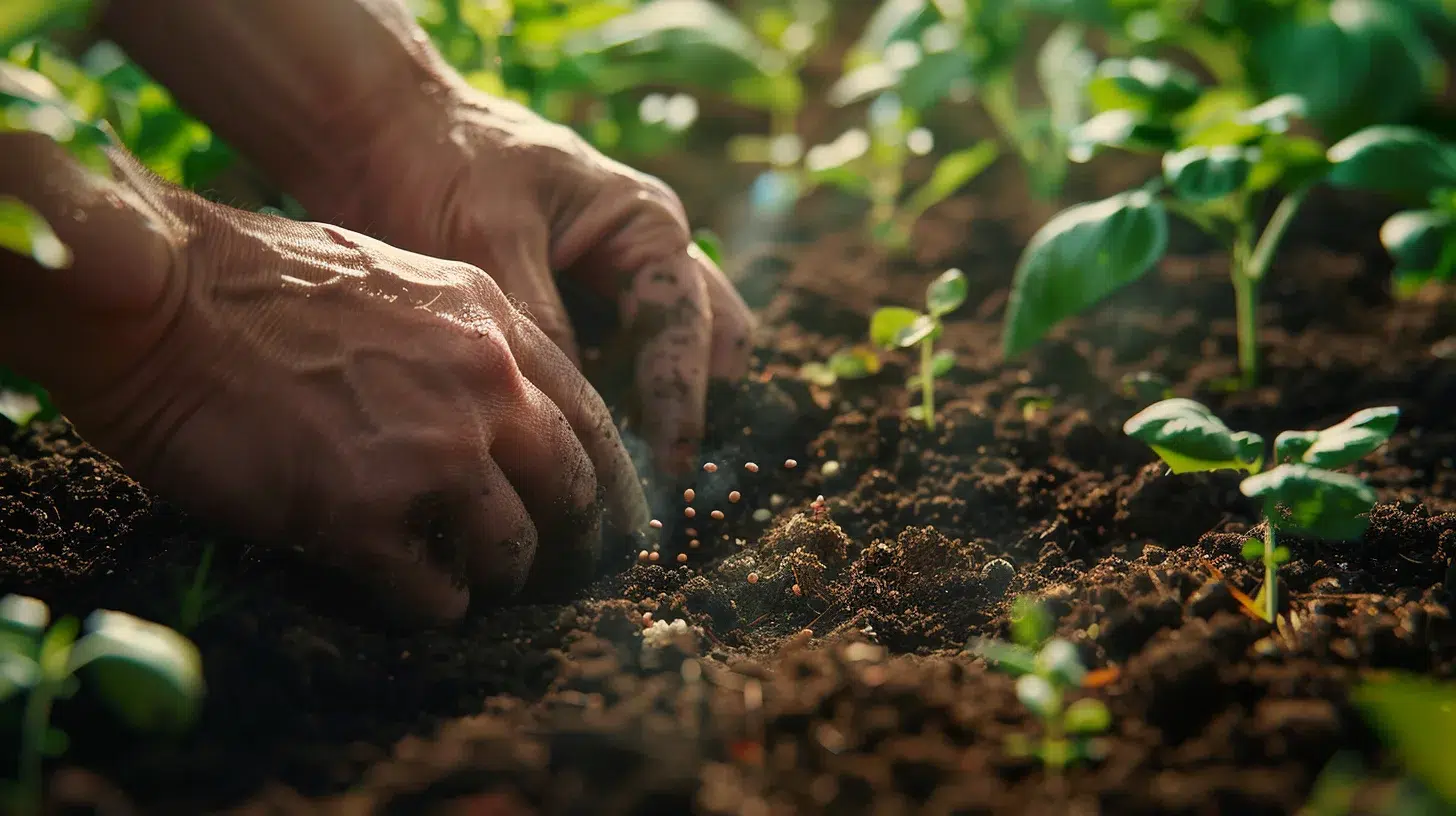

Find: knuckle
<box><xmin>469</xmin><ymin>324</ymin><xmax>531</xmax><ymax>405</ymax></box>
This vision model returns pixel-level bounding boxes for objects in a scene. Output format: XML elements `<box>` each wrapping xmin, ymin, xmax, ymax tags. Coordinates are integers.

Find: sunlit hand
<box><xmin>0</xmin><ymin>130</ymin><xmax>649</xmax><ymax>623</ymax></box>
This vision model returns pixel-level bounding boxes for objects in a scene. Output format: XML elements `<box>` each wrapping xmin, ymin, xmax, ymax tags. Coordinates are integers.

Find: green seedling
<box><xmin>1124</xmin><ymin>398</ymin><xmax>1399</xmax><ymax>622</ymax></box>
<box><xmin>868</xmin><ymin>268</ymin><xmax>966</xmax><ymax>429</ymax></box>
<box><xmin>969</xmin><ymin>598</ymin><xmax>1112</xmax><ymax>770</ymax></box>
<box><xmin>171</xmin><ymin>541</ymin><xmax>233</xmax><ymax>634</ymax></box>
<box><xmin>1012</xmin><ymin>387</ymin><xmax>1055</xmax><ymax>421</ymax></box>
<box><xmin>1002</xmin><ymin>63</ymin><xmax>1456</xmax><ymax>388</ymax></box>
<box><xmin>798</xmin><ymin>346</ymin><xmax>881</xmax><ymax>388</ymax></box>
<box><xmin>0</xmin><ymin>594</ymin><xmax>204</xmax><ymax>815</ymax></box>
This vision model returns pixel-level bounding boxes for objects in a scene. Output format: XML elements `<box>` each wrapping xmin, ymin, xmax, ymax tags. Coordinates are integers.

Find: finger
<box><xmin>694</xmin><ymin>244</ymin><xmax>756</xmax><ymax>382</ymax></box>
<box><xmin>487</xmin><ymin>366</ymin><xmax>605</xmax><ymax>595</ymax></box>
<box><xmin>456</xmin><ymin>458</ymin><xmax>539</xmax><ymax>598</ymax></box>
<box><xmin>337</xmin><ymin>527</ymin><xmax>472</xmax><ymax>625</ymax></box>
<box><xmin>461</xmin><ymin>219</ymin><xmax>582</xmax><ymax>366</ymax></box>
<box><xmin>502</xmin><ymin>305</ymin><xmax>650</xmax><ymax>546</ymax></box>
<box><xmin>620</xmin><ymin>250</ymin><xmax>713</xmax><ymax>476</ymax></box>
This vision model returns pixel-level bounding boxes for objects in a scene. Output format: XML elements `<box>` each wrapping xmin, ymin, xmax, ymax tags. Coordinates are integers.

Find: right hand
<box><xmin>0</xmin><ymin>131</ymin><xmax>649</xmax><ymax>623</ymax></box>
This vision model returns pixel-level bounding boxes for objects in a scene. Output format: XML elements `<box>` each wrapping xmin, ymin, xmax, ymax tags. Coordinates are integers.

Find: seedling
<box><xmin>1001</xmin><ymin>61</ymin><xmax>1456</xmax><ymax>388</ymax></box>
<box><xmin>171</xmin><ymin>541</ymin><xmax>233</xmax><ymax>634</ymax></box>
<box><xmin>0</xmin><ymin>594</ymin><xmax>204</xmax><ymax>815</ymax></box>
<box><xmin>867</xmin><ymin>268</ymin><xmax>966</xmax><ymax>429</ymax></box>
<box><xmin>1124</xmin><ymin>398</ymin><xmax>1399</xmax><ymax>622</ymax></box>
<box><xmin>969</xmin><ymin>598</ymin><xmax>1112</xmax><ymax>769</ymax></box>
<box><xmin>798</xmin><ymin>346</ymin><xmax>881</xmax><ymax>388</ymax></box>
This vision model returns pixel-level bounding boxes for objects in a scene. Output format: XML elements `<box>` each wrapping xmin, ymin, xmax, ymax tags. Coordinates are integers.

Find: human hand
<box><xmin>301</xmin><ymin>85</ymin><xmax>756</xmax><ymax>477</ymax></box>
<box><xmin>0</xmin><ymin>131</ymin><xmax>649</xmax><ymax>623</ymax></box>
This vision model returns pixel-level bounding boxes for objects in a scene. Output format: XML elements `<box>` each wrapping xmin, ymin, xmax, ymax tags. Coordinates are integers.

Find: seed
<box><xmin>638</xmin><ymin>550</ymin><xmax>650</xmax><ymax>563</ymax></box>
<box><xmin>677</xmin><ymin>553</ymin><xmax>688</xmax><ymax>563</ymax></box>
<box><xmin>689</xmin><ymin>539</ymin><xmax>700</xmax><ymax>548</ymax></box>
<box><xmin>752</xmin><ymin>508</ymin><xmax>772</xmax><ymax>522</ymax></box>
<box><xmin>642</xmin><ymin>612</ymin><xmax>653</xmax><ymax>626</ymax></box>
<box><xmin>744</xmin><ymin>462</ymin><xmax>759</xmax><ymax>473</ymax></box>
<box><xmin>792</xmin><ymin>584</ymin><xmax>802</xmax><ymax>596</ymax></box>
<box><xmin>648</xmin><ymin>551</ymin><xmax>660</xmax><ymax>562</ymax></box>
<box><xmin>683</xmin><ymin>488</ymin><xmax>695</xmax><ymax>502</ymax></box>
<box><xmin>821</xmin><ymin>460</ymin><xmax>841</xmax><ymax>477</ymax></box>
<box><xmin>728</xmin><ymin>491</ymin><xmax>741</xmax><ymax>503</ymax></box>
<box><xmin>711</xmin><ymin>510</ymin><xmax>725</xmax><ymax>520</ymax></box>
<box><xmin>686</xmin><ymin>527</ymin><xmax>698</xmax><ymax>537</ymax></box>
<box><xmin>703</xmin><ymin>462</ymin><xmax>718</xmax><ymax>473</ymax></box>
<box><xmin>747</xmin><ymin>572</ymin><xmax>760</xmax><ymax>584</ymax></box>
<box><xmin>784</xmin><ymin>459</ymin><xmax>798</xmax><ymax>469</ymax></box>
<box><xmin>684</xmin><ymin>507</ymin><xmax>696</xmax><ymax>518</ymax></box>
<box><xmin>649</xmin><ymin>519</ymin><xmax>663</xmax><ymax>529</ymax></box>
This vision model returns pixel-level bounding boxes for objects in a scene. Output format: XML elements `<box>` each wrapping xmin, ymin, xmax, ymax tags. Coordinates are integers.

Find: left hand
<box><xmin>306</xmin><ymin>85</ymin><xmax>756</xmax><ymax>477</ymax></box>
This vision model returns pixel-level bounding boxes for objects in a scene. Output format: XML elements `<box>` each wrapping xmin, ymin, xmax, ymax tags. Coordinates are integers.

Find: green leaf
<box><xmin>799</xmin><ymin>362</ymin><xmax>837</xmax><ymax>387</ymax></box>
<box><xmin>1239</xmin><ymin>464</ymin><xmax>1378</xmax><ymax>541</ymax></box>
<box><xmin>870</xmin><ymin>306</ymin><xmax>924</xmax><ymax>349</ymax></box>
<box><xmin>1271</xmin><ymin>546</ymin><xmax>1291</xmax><ymax>565</ymax></box>
<box><xmin>1239</xmin><ymin>95</ymin><xmax>1307</xmax><ymax>134</ymax></box>
<box><xmin>1016</xmin><ymin>673</ymin><xmax>1058</xmax><ymax>719</ymax></box>
<box><xmin>1036</xmin><ymin>638</ymin><xmax>1086</xmax><ymax>687</ymax></box>
<box><xmin>1037</xmin><ymin>22</ymin><xmax>1095</xmax><ymax>139</ymax></box>
<box><xmin>929</xmin><ymin>348</ymin><xmax>955</xmax><ymax>377</ymax></box>
<box><xmin>1241</xmin><ymin>538</ymin><xmax>1264</xmax><ymax>561</ymax></box>
<box><xmin>73</xmin><ymin>610</ymin><xmax>205</xmax><ymax>734</ymax></box>
<box><xmin>1064</xmin><ymin>698</ymin><xmax>1112</xmax><ymax>734</ymax></box>
<box><xmin>1118</xmin><ymin>370</ymin><xmax>1172</xmax><ymax>403</ymax></box>
<box><xmin>0</xmin><ymin>195</ymin><xmax>70</xmax><ymax>269</ymax></box>
<box><xmin>1352</xmin><ymin>674</ymin><xmax>1456</xmax><ymax>804</ymax></box>
<box><xmin>1067</xmin><ymin>110</ymin><xmax>1177</xmax><ymax>163</ymax></box>
<box><xmin>1251</xmin><ymin>0</ymin><xmax>1441</xmax><ymax>137</ymax></box>
<box><xmin>1246</xmin><ymin>134</ymin><xmax>1332</xmax><ymax>193</ymax></box>
<box><xmin>1010</xmin><ymin>596</ymin><xmax>1053</xmax><ymax>647</ymax></box>
<box><xmin>1327</xmin><ymin>126</ymin><xmax>1456</xmax><ymax>196</ymax></box>
<box><xmin>692</xmin><ymin>228</ymin><xmax>724</xmax><ymax>266</ymax></box>
<box><xmin>0</xmin><ymin>594</ymin><xmax>49</xmax><ymax>644</ymax></box>
<box><xmin>0</xmin><ymin>653</ymin><xmax>40</xmax><ymax>703</ymax></box>
<box><xmin>1002</xmin><ymin>191</ymin><xmax>1169</xmax><ymax>358</ymax></box>
<box><xmin>895</xmin><ymin>314</ymin><xmax>937</xmax><ymax>347</ymax></box>
<box><xmin>849</xmin><ymin>0</ymin><xmax>937</xmax><ymax>64</ymax></box>
<box><xmin>1381</xmin><ymin>209</ymin><xmax>1456</xmax><ymax>283</ymax></box>
<box><xmin>904</xmin><ymin>142</ymin><xmax>999</xmax><ymax>221</ymax></box>
<box><xmin>826</xmin><ymin>347</ymin><xmax>882</xmax><ymax>380</ymax></box>
<box><xmin>1162</xmin><ymin>146</ymin><xmax>1255</xmax><ymax>202</ymax></box>
<box><xmin>968</xmin><ymin>637</ymin><xmax>1037</xmax><ymax>676</ymax></box>
<box><xmin>1274</xmin><ymin>406</ymin><xmax>1399</xmax><ymax>468</ymax></box>
<box><xmin>1086</xmin><ymin>57</ymin><xmax>1202</xmax><ymax>117</ymax></box>
<box><xmin>1123</xmin><ymin>398</ymin><xmax>1264</xmax><ymax>474</ymax></box>
<box><xmin>926</xmin><ymin>268</ymin><xmax>968</xmax><ymax>316</ymax></box>
<box><xmin>0</xmin><ymin>0</ymin><xmax>91</xmax><ymax>55</ymax></box>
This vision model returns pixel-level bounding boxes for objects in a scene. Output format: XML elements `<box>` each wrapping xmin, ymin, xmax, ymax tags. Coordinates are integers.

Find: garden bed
<box><xmin>1</xmin><ymin>142</ymin><xmax>1453</xmax><ymax>814</ymax></box>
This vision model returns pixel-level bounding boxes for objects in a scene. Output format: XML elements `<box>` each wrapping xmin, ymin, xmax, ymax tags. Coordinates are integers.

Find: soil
<box><xmin>4</xmin><ymin>56</ymin><xmax>1456</xmax><ymax>816</ymax></box>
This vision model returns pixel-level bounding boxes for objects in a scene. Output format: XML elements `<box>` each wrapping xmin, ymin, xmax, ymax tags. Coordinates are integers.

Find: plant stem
<box><xmin>1231</xmin><ymin>256</ymin><xmax>1260</xmax><ymax>390</ymax></box>
<box><xmin>919</xmin><ymin>338</ymin><xmax>935</xmax><ymax>430</ymax></box>
<box><xmin>1231</xmin><ymin>187</ymin><xmax>1310</xmax><ymax>388</ymax></box>
<box><xmin>1246</xmin><ymin>187</ymin><xmax>1311</xmax><ymax>283</ymax></box>
<box><xmin>19</xmin><ymin>631</ymin><xmax>72</xmax><ymax>816</ymax></box>
<box><xmin>1262</xmin><ymin>523</ymin><xmax>1278</xmax><ymax>623</ymax></box>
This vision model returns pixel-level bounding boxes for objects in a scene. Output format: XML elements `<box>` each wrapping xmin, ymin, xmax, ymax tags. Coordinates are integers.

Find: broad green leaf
<box><xmin>1274</xmin><ymin>406</ymin><xmax>1399</xmax><ymax>468</ymax></box>
<box><xmin>0</xmin><ymin>67</ymin><xmax>112</xmax><ymax>178</ymax></box>
<box><xmin>870</xmin><ymin>306</ymin><xmax>923</xmax><ymax>349</ymax></box>
<box><xmin>1251</xmin><ymin>0</ymin><xmax>1441</xmax><ymax>137</ymax></box>
<box><xmin>895</xmin><ymin>314</ymin><xmax>938</xmax><ymax>347</ymax></box>
<box><xmin>1381</xmin><ymin>209</ymin><xmax>1456</xmax><ymax>289</ymax></box>
<box><xmin>0</xmin><ymin>196</ymin><xmax>70</xmax><ymax>269</ymax></box>
<box><xmin>0</xmin><ymin>0</ymin><xmax>91</xmax><ymax>56</ymax></box>
<box><xmin>1086</xmin><ymin>57</ymin><xmax>1202</xmax><ymax>117</ymax></box>
<box><xmin>1239</xmin><ymin>464</ymin><xmax>1378</xmax><ymax>541</ymax></box>
<box><xmin>1067</xmin><ymin>110</ymin><xmax>1177</xmax><ymax>163</ymax></box>
<box><xmin>1016</xmin><ymin>673</ymin><xmax>1058</xmax><ymax>718</ymax></box>
<box><xmin>0</xmin><ymin>367</ymin><xmax>55</xmax><ymax>427</ymax></box>
<box><xmin>1239</xmin><ymin>94</ymin><xmax>1306</xmax><ymax>133</ymax></box>
<box><xmin>1037</xmin><ymin>22</ymin><xmax>1094</xmax><ymax>139</ymax></box>
<box><xmin>1241</xmin><ymin>538</ymin><xmax>1264</xmax><ymax>560</ymax></box>
<box><xmin>1002</xmin><ymin>191</ymin><xmax>1169</xmax><ymax>358</ymax></box>
<box><xmin>1011</xmin><ymin>596</ymin><xmax>1052</xmax><ymax>647</ymax></box>
<box><xmin>1246</xmin><ymin>134</ymin><xmax>1332</xmax><ymax>193</ymax></box>
<box><xmin>73</xmin><ymin>610</ymin><xmax>204</xmax><ymax>734</ymax></box>
<box><xmin>968</xmin><ymin>637</ymin><xmax>1037</xmax><ymax>676</ymax></box>
<box><xmin>1327</xmin><ymin>126</ymin><xmax>1456</xmax><ymax>196</ymax></box>
<box><xmin>0</xmin><ymin>594</ymin><xmax>49</xmax><ymax>642</ymax></box>
<box><xmin>904</xmin><ymin>142</ymin><xmax>999</xmax><ymax>220</ymax></box>
<box><xmin>1272</xmin><ymin>546</ymin><xmax>1290</xmax><ymax>565</ymax></box>
<box><xmin>1036</xmin><ymin>638</ymin><xmax>1086</xmax><ymax>687</ymax></box>
<box><xmin>1123</xmin><ymin>398</ymin><xmax>1264</xmax><ymax>474</ymax></box>
<box><xmin>850</xmin><ymin>0</ymin><xmax>937</xmax><ymax>65</ymax></box>
<box><xmin>1064</xmin><ymin>698</ymin><xmax>1112</xmax><ymax>734</ymax></box>
<box><xmin>929</xmin><ymin>348</ymin><xmax>955</xmax><ymax>377</ymax></box>
<box><xmin>1352</xmin><ymin>674</ymin><xmax>1456</xmax><ymax>804</ymax></box>
<box><xmin>827</xmin><ymin>62</ymin><xmax>901</xmax><ymax>107</ymax></box>
<box><xmin>827</xmin><ymin>347</ymin><xmax>882</xmax><ymax>380</ymax></box>
<box><xmin>1174</xmin><ymin>87</ymin><xmax>1263</xmax><ymax>148</ymax></box>
<box><xmin>926</xmin><ymin>268</ymin><xmax>968</xmax><ymax>316</ymax></box>
<box><xmin>1162</xmin><ymin>146</ymin><xmax>1255</xmax><ymax>202</ymax></box>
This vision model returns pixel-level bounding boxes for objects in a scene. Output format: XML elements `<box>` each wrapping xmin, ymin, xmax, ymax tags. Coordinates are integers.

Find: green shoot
<box><xmin>1124</xmin><ymin>399</ymin><xmax>1399</xmax><ymax>622</ymax></box>
<box><xmin>0</xmin><ymin>594</ymin><xmax>204</xmax><ymax>815</ymax></box>
<box><xmin>798</xmin><ymin>346</ymin><xmax>881</xmax><ymax>388</ymax></box>
<box><xmin>868</xmin><ymin>268</ymin><xmax>966</xmax><ymax>429</ymax></box>
<box><xmin>969</xmin><ymin>598</ymin><xmax>1111</xmax><ymax>770</ymax></box>
<box><xmin>172</xmin><ymin>541</ymin><xmax>231</xmax><ymax>634</ymax></box>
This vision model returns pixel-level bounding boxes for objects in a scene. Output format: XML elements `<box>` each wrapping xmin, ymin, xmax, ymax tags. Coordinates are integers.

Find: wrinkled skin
<box><xmin>0</xmin><ymin>129</ymin><xmax>650</xmax><ymax>623</ymax></box>
<box><xmin>308</xmin><ymin>88</ymin><xmax>758</xmax><ymax>476</ymax></box>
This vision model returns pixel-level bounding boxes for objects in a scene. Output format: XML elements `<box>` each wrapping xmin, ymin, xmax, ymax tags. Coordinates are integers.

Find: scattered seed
<box><xmin>686</xmin><ymin>527</ymin><xmax>698</xmax><ymax>537</ymax></box>
<box><xmin>677</xmin><ymin>553</ymin><xmax>688</xmax><ymax>563</ymax></box>
<box><xmin>638</xmin><ymin>550</ymin><xmax>650</xmax><ymax>563</ymax></box>
<box><xmin>745</xmin><ymin>462</ymin><xmax>759</xmax><ymax>473</ymax></box>
<box><xmin>684</xmin><ymin>507</ymin><xmax>696</xmax><ymax>518</ymax></box>
<box><xmin>648</xmin><ymin>551</ymin><xmax>660</xmax><ymax>562</ymax></box>
<box><xmin>770</xmin><ymin>494</ymin><xmax>785</xmax><ymax>507</ymax></box>
<box><xmin>752</xmin><ymin>508</ymin><xmax>772</xmax><ymax>522</ymax></box>
<box><xmin>728</xmin><ymin>491</ymin><xmax>741</xmax><ymax>503</ymax></box>
<box><xmin>649</xmin><ymin>519</ymin><xmax>663</xmax><ymax>529</ymax></box>
<box><xmin>747</xmin><ymin>572</ymin><xmax>760</xmax><ymax>584</ymax></box>
<box><xmin>792</xmin><ymin>584</ymin><xmax>802</xmax><ymax>596</ymax></box>
<box><xmin>683</xmin><ymin>488</ymin><xmax>696</xmax><ymax>502</ymax></box>
<box><xmin>690</xmin><ymin>539</ymin><xmax>700</xmax><ymax>548</ymax></box>
<box><xmin>821</xmin><ymin>460</ymin><xmax>841</xmax><ymax>477</ymax></box>
<box><xmin>703</xmin><ymin>462</ymin><xmax>719</xmax><ymax>473</ymax></box>
<box><xmin>711</xmin><ymin>510</ymin><xmax>725</xmax><ymax>520</ymax></box>
<box><xmin>642</xmin><ymin>612</ymin><xmax>654</xmax><ymax>626</ymax></box>
<box><xmin>784</xmin><ymin>458</ymin><xmax>798</xmax><ymax>469</ymax></box>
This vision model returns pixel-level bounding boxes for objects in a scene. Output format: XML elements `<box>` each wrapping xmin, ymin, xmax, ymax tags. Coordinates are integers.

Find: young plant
<box><xmin>868</xmin><ymin>268</ymin><xmax>967</xmax><ymax>429</ymax></box>
<box><xmin>969</xmin><ymin>598</ymin><xmax>1112</xmax><ymax>770</ymax></box>
<box><xmin>0</xmin><ymin>594</ymin><xmax>204</xmax><ymax>815</ymax></box>
<box><xmin>1001</xmin><ymin>62</ymin><xmax>1456</xmax><ymax>389</ymax></box>
<box><xmin>172</xmin><ymin>541</ymin><xmax>232</xmax><ymax>634</ymax></box>
<box><xmin>798</xmin><ymin>346</ymin><xmax>881</xmax><ymax>389</ymax></box>
<box><xmin>1124</xmin><ymin>398</ymin><xmax>1399</xmax><ymax>622</ymax></box>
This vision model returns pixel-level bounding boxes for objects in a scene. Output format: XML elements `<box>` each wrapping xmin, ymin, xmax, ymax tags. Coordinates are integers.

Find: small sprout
<box><xmin>969</xmin><ymin>599</ymin><xmax>1110</xmax><ymax>769</ymax></box>
<box><xmin>0</xmin><ymin>595</ymin><xmax>204</xmax><ymax>814</ymax></box>
<box><xmin>1012</xmin><ymin>388</ymin><xmax>1055</xmax><ymax>420</ymax></box>
<box><xmin>1126</xmin><ymin>398</ymin><xmax>1399</xmax><ymax>622</ymax></box>
<box><xmin>800</xmin><ymin>346</ymin><xmax>882</xmax><ymax>387</ymax></box>
<box><xmin>870</xmin><ymin>268</ymin><xmax>967</xmax><ymax>429</ymax></box>
<box><xmin>745</xmin><ymin>462</ymin><xmax>760</xmax><ymax>473</ymax></box>
<box><xmin>729</xmin><ymin>491</ymin><xmax>742</xmax><ymax>503</ymax></box>
<box><xmin>683</xmin><ymin>488</ymin><xmax>696</xmax><ymax>502</ymax></box>
<box><xmin>711</xmin><ymin>510</ymin><xmax>725</xmax><ymax>520</ymax></box>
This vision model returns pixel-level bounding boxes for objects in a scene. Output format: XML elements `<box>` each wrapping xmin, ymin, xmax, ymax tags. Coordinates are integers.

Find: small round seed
<box><xmin>792</xmin><ymin>584</ymin><xmax>802</xmax><ymax>596</ymax></box>
<box><xmin>752</xmin><ymin>508</ymin><xmax>772</xmax><ymax>522</ymax></box>
<box><xmin>784</xmin><ymin>459</ymin><xmax>798</xmax><ymax>469</ymax></box>
<box><xmin>684</xmin><ymin>507</ymin><xmax>696</xmax><ymax>518</ymax></box>
<box><xmin>689</xmin><ymin>539</ymin><xmax>700</xmax><ymax>548</ymax></box>
<box><xmin>642</xmin><ymin>612</ymin><xmax>653</xmax><ymax>626</ymax></box>
<box><xmin>683</xmin><ymin>488</ymin><xmax>695</xmax><ymax>502</ymax></box>
<box><xmin>747</xmin><ymin>572</ymin><xmax>760</xmax><ymax>584</ymax></box>
<box><xmin>744</xmin><ymin>462</ymin><xmax>759</xmax><ymax>473</ymax></box>
<box><xmin>638</xmin><ymin>550</ymin><xmax>650</xmax><ymax>563</ymax></box>
<box><xmin>703</xmin><ymin>462</ymin><xmax>719</xmax><ymax>473</ymax></box>
<box><xmin>648</xmin><ymin>551</ymin><xmax>660</xmax><ymax>562</ymax></box>
<box><xmin>649</xmin><ymin>519</ymin><xmax>663</xmax><ymax>529</ymax></box>
<box><xmin>677</xmin><ymin>553</ymin><xmax>688</xmax><ymax>563</ymax></box>
<box><xmin>711</xmin><ymin>510</ymin><xmax>725</xmax><ymax>520</ymax></box>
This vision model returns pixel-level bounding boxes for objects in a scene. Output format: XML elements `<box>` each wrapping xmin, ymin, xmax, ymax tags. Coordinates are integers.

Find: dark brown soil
<box><xmin>4</xmin><ymin>133</ymin><xmax>1456</xmax><ymax>815</ymax></box>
